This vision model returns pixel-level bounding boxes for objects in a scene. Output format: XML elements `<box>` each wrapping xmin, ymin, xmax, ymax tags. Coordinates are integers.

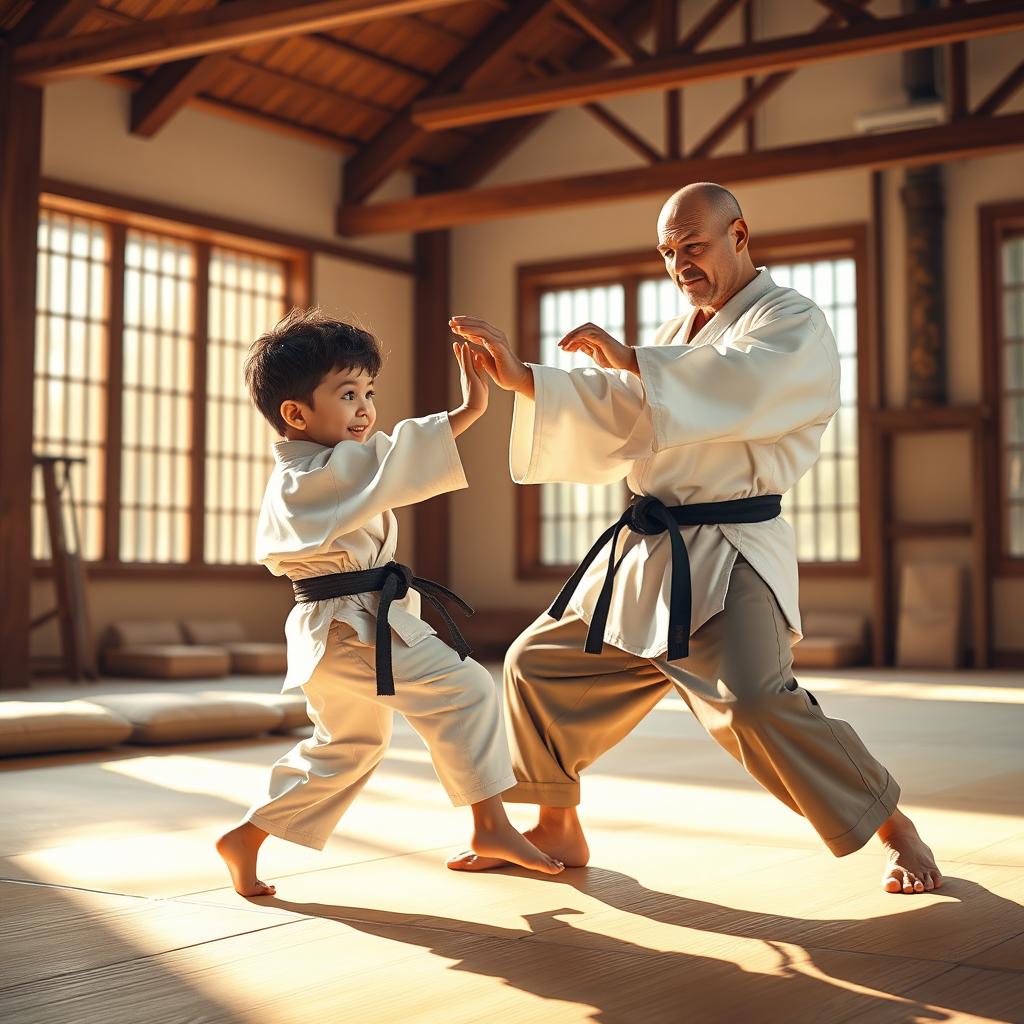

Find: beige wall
<box><xmin>447</xmin><ymin>10</ymin><xmax>1024</xmax><ymax>656</ymax></box>
<box><xmin>31</xmin><ymin>80</ymin><xmax>415</xmax><ymax>664</ymax></box>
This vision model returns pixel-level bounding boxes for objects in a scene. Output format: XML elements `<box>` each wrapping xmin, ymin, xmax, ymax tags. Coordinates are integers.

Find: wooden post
<box><xmin>412</xmin><ymin>230</ymin><xmax>452</xmax><ymax>586</ymax></box>
<box><xmin>0</xmin><ymin>44</ymin><xmax>43</xmax><ymax>688</ymax></box>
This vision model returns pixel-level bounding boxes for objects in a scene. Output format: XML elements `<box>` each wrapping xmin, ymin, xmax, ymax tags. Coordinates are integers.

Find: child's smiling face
<box><xmin>280</xmin><ymin>366</ymin><xmax>377</xmax><ymax>446</ymax></box>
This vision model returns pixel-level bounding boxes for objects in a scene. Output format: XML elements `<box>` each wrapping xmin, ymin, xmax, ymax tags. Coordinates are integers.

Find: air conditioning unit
<box><xmin>854</xmin><ymin>99</ymin><xmax>947</xmax><ymax>134</ymax></box>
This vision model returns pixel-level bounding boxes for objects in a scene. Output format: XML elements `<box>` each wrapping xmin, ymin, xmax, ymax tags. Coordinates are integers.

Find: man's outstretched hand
<box><xmin>557</xmin><ymin>323</ymin><xmax>639</xmax><ymax>375</ymax></box>
<box><xmin>449</xmin><ymin>316</ymin><xmax>535</xmax><ymax>399</ymax></box>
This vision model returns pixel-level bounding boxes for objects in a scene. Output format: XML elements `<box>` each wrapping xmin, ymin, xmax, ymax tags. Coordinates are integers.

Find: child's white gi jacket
<box><xmin>510</xmin><ymin>268</ymin><xmax>841</xmax><ymax>658</ymax></box>
<box><xmin>255</xmin><ymin>412</ymin><xmax>468</xmax><ymax>691</ymax></box>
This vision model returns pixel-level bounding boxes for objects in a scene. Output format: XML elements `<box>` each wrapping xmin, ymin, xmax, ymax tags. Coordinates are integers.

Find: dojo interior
<box><xmin>2</xmin><ymin>2</ymin><xmax>1024</xmax><ymax>1022</ymax></box>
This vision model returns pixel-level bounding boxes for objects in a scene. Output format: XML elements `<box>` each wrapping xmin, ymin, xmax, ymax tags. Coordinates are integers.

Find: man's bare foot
<box><xmin>216</xmin><ymin>822</ymin><xmax>276</xmax><ymax>897</ymax></box>
<box><xmin>877</xmin><ymin>808</ymin><xmax>942</xmax><ymax>894</ymax></box>
<box><xmin>468</xmin><ymin>822</ymin><xmax>565</xmax><ymax>875</ymax></box>
<box><xmin>448</xmin><ymin>805</ymin><xmax>590</xmax><ymax>873</ymax></box>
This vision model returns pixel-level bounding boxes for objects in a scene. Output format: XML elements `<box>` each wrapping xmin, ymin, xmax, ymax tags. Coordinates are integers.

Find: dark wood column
<box><xmin>0</xmin><ymin>46</ymin><xmax>43</xmax><ymax>689</ymax></box>
<box><xmin>412</xmin><ymin>229</ymin><xmax>452</xmax><ymax>585</ymax></box>
<box><xmin>902</xmin><ymin>165</ymin><xmax>947</xmax><ymax>407</ymax></box>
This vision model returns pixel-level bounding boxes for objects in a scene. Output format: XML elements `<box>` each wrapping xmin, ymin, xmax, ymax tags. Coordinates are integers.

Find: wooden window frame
<box><xmin>33</xmin><ymin>187</ymin><xmax>310</xmax><ymax>582</ymax></box>
<box><xmin>981</xmin><ymin>198</ymin><xmax>1024</xmax><ymax>577</ymax></box>
<box><xmin>515</xmin><ymin>224</ymin><xmax>873</xmax><ymax>581</ymax></box>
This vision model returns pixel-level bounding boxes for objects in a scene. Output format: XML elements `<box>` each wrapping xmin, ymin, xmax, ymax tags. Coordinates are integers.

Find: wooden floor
<box><xmin>2</xmin><ymin>668</ymin><xmax>1023</xmax><ymax>1024</ymax></box>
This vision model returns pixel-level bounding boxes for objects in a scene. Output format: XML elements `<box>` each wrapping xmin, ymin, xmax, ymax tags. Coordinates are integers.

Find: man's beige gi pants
<box><xmin>246</xmin><ymin>622</ymin><xmax>516</xmax><ymax>850</ymax></box>
<box><xmin>503</xmin><ymin>557</ymin><xmax>899</xmax><ymax>856</ymax></box>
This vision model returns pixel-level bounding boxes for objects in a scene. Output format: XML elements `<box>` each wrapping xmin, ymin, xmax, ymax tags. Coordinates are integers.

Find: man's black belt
<box><xmin>548</xmin><ymin>494</ymin><xmax>782</xmax><ymax>662</ymax></box>
<box><xmin>292</xmin><ymin>561</ymin><xmax>474</xmax><ymax>697</ymax></box>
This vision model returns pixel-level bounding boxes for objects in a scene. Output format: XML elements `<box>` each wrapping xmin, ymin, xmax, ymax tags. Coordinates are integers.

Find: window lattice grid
<box><xmin>119</xmin><ymin>230</ymin><xmax>196</xmax><ymax>563</ymax></box>
<box><xmin>1001</xmin><ymin>235</ymin><xmax>1024</xmax><ymax>556</ymax></box>
<box><xmin>538</xmin><ymin>285</ymin><xmax>627</xmax><ymax>566</ymax></box>
<box><xmin>770</xmin><ymin>259</ymin><xmax>859</xmax><ymax>563</ymax></box>
<box><xmin>32</xmin><ymin>210</ymin><xmax>110</xmax><ymax>561</ymax></box>
<box><xmin>205</xmin><ymin>248</ymin><xmax>287</xmax><ymax>565</ymax></box>
<box><xmin>638</xmin><ymin>277</ymin><xmax>690</xmax><ymax>346</ymax></box>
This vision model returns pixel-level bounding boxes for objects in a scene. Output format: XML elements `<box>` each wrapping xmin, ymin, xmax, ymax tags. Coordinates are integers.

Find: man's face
<box><xmin>657</xmin><ymin>199</ymin><xmax>748</xmax><ymax>312</ymax></box>
<box><xmin>282</xmin><ymin>366</ymin><xmax>376</xmax><ymax>447</ymax></box>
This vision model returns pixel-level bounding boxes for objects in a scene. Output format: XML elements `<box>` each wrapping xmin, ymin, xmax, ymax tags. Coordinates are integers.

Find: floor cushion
<box><xmin>88</xmin><ymin>693</ymin><xmax>282</xmax><ymax>744</ymax></box>
<box><xmin>0</xmin><ymin>701</ymin><xmax>133</xmax><ymax>757</ymax></box>
<box><xmin>180</xmin><ymin>620</ymin><xmax>286</xmax><ymax>675</ymax></box>
<box><xmin>102</xmin><ymin>645</ymin><xmax>231</xmax><ymax>679</ymax></box>
<box><xmin>199</xmin><ymin>690</ymin><xmax>310</xmax><ymax>732</ymax></box>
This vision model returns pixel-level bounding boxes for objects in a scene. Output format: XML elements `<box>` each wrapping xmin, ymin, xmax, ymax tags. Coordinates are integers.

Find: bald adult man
<box><xmin>449</xmin><ymin>183</ymin><xmax>941</xmax><ymax>895</ymax></box>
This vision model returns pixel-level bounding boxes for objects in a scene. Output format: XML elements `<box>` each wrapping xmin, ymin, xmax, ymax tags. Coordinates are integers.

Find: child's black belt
<box><xmin>549</xmin><ymin>494</ymin><xmax>782</xmax><ymax>661</ymax></box>
<box><xmin>292</xmin><ymin>561</ymin><xmax>474</xmax><ymax>697</ymax></box>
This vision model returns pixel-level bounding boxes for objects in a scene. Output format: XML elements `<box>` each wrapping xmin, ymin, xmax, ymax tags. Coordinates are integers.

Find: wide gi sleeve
<box><xmin>635</xmin><ymin>305</ymin><xmax>840</xmax><ymax>451</ymax></box>
<box><xmin>257</xmin><ymin>412</ymin><xmax>467</xmax><ymax>561</ymax></box>
<box><xmin>509</xmin><ymin>362</ymin><xmax>652</xmax><ymax>485</ymax></box>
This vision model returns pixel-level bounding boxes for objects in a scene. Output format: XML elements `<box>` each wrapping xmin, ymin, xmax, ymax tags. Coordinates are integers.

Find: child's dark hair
<box><xmin>245</xmin><ymin>307</ymin><xmax>382</xmax><ymax>435</ymax></box>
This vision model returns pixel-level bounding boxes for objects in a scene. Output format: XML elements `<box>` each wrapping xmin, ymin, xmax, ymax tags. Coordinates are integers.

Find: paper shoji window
<box><xmin>537</xmin><ymin>284</ymin><xmax>628</xmax><ymax>566</ymax></box>
<box><xmin>32</xmin><ymin>210</ymin><xmax>110</xmax><ymax>561</ymax></box>
<box><xmin>770</xmin><ymin>258</ymin><xmax>860</xmax><ymax>563</ymax></box>
<box><xmin>205</xmin><ymin>248</ymin><xmax>287</xmax><ymax>564</ymax></box>
<box><xmin>1001</xmin><ymin>234</ymin><xmax>1024</xmax><ymax>556</ymax></box>
<box><xmin>120</xmin><ymin>229</ymin><xmax>195</xmax><ymax>563</ymax></box>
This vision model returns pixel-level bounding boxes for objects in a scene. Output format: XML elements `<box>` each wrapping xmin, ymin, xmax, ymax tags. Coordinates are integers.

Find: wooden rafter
<box><xmin>337</xmin><ymin>112</ymin><xmax>1024</xmax><ymax>235</ymax></box>
<box><xmin>677</xmin><ymin>0</ymin><xmax>746</xmax><ymax>53</ymax></box>
<box><xmin>689</xmin><ymin>0</ymin><xmax>869</xmax><ymax>159</ymax></box>
<box><xmin>14</xmin><ymin>0</ymin><xmax>473</xmax><ymax>83</ymax></box>
<box><xmin>974</xmin><ymin>57</ymin><xmax>1024</xmax><ymax>117</ymax></box>
<box><xmin>656</xmin><ymin>0</ymin><xmax>680</xmax><ymax>159</ymax></box>
<box><xmin>341</xmin><ymin>0</ymin><xmax>553</xmax><ymax>205</ymax></box>
<box><xmin>131</xmin><ymin>55</ymin><xmax>231</xmax><ymax>137</ymax></box>
<box><xmin>583</xmin><ymin>102</ymin><xmax>661</xmax><ymax>163</ymax></box>
<box><xmin>7</xmin><ymin>0</ymin><xmax>97</xmax><ymax>43</ymax></box>
<box><xmin>428</xmin><ymin>2</ymin><xmax>657</xmax><ymax>194</ymax></box>
<box><xmin>948</xmin><ymin>0</ymin><xmax>968</xmax><ymax>122</ymax></box>
<box><xmin>410</xmin><ymin>0</ymin><xmax>1024</xmax><ymax>131</ymax></box>
<box><xmin>310</xmin><ymin>32</ymin><xmax>430</xmax><ymax>83</ymax></box>
<box><xmin>742</xmin><ymin>0</ymin><xmax>755</xmax><ymax>151</ymax></box>
<box><xmin>553</xmin><ymin>0</ymin><xmax>646</xmax><ymax>64</ymax></box>
<box><xmin>812</xmin><ymin>0</ymin><xmax>874</xmax><ymax>25</ymax></box>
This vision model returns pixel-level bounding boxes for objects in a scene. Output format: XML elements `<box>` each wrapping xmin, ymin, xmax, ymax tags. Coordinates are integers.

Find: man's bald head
<box><xmin>659</xmin><ymin>182</ymin><xmax>743</xmax><ymax>236</ymax></box>
<box><xmin>656</xmin><ymin>182</ymin><xmax>756</xmax><ymax>314</ymax></box>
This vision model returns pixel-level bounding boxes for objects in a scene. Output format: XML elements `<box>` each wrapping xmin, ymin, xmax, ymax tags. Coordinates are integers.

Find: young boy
<box><xmin>217</xmin><ymin>308</ymin><xmax>563</xmax><ymax>896</ymax></box>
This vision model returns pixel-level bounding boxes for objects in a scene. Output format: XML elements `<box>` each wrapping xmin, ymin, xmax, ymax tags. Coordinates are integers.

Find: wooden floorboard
<box><xmin>1</xmin><ymin>667</ymin><xmax>1022</xmax><ymax>1023</ymax></box>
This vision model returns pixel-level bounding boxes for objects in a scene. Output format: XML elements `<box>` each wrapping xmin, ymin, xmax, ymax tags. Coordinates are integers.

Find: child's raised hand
<box><xmin>454</xmin><ymin>340</ymin><xmax>488</xmax><ymax>414</ymax></box>
<box><xmin>449</xmin><ymin>315</ymin><xmax>532</xmax><ymax>395</ymax></box>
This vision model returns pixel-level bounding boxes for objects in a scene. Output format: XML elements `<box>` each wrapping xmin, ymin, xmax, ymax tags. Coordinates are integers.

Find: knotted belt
<box><xmin>548</xmin><ymin>494</ymin><xmax>783</xmax><ymax>661</ymax></box>
<box><xmin>292</xmin><ymin>561</ymin><xmax>474</xmax><ymax>697</ymax></box>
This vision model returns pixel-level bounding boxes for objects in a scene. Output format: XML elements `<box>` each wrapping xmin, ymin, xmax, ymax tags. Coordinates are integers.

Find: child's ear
<box><xmin>280</xmin><ymin>399</ymin><xmax>306</xmax><ymax>432</ymax></box>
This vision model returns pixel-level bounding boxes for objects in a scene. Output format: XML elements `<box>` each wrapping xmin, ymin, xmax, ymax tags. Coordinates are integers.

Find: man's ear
<box><xmin>280</xmin><ymin>399</ymin><xmax>306</xmax><ymax>432</ymax></box>
<box><xmin>731</xmin><ymin>218</ymin><xmax>750</xmax><ymax>254</ymax></box>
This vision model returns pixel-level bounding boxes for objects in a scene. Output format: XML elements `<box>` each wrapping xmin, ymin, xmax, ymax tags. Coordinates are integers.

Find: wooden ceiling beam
<box><xmin>15</xmin><ymin>0</ymin><xmax>473</xmax><ymax>83</ymax></box>
<box><xmin>410</xmin><ymin>0</ymin><xmax>1024</xmax><ymax>131</ymax></box>
<box><xmin>974</xmin><ymin>57</ymin><xmax>1024</xmax><ymax>117</ymax></box>
<box><xmin>7</xmin><ymin>0</ymin><xmax>97</xmax><ymax>44</ymax></box>
<box><xmin>337</xmin><ymin>112</ymin><xmax>1024</xmax><ymax>235</ymax></box>
<box><xmin>130</xmin><ymin>54</ymin><xmax>231</xmax><ymax>137</ymax></box>
<box><xmin>552</xmin><ymin>0</ymin><xmax>647</xmax><ymax>64</ymax></box>
<box><xmin>341</xmin><ymin>0</ymin><xmax>554</xmax><ymax>205</ymax></box>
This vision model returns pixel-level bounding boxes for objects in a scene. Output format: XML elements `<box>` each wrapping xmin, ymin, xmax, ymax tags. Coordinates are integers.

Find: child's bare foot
<box><xmin>877</xmin><ymin>808</ymin><xmax>942</xmax><ymax>894</ymax></box>
<box><xmin>464</xmin><ymin>821</ymin><xmax>564</xmax><ymax>874</ymax></box>
<box><xmin>216</xmin><ymin>822</ymin><xmax>276</xmax><ymax>896</ymax></box>
<box><xmin>448</xmin><ymin>805</ymin><xmax>589</xmax><ymax>873</ymax></box>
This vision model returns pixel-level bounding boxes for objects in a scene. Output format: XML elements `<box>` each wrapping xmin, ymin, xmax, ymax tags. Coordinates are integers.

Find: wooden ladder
<box><xmin>30</xmin><ymin>454</ymin><xmax>98</xmax><ymax>681</ymax></box>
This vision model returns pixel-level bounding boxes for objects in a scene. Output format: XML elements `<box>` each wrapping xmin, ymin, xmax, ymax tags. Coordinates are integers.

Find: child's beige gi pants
<box><xmin>246</xmin><ymin>622</ymin><xmax>516</xmax><ymax>850</ymax></box>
